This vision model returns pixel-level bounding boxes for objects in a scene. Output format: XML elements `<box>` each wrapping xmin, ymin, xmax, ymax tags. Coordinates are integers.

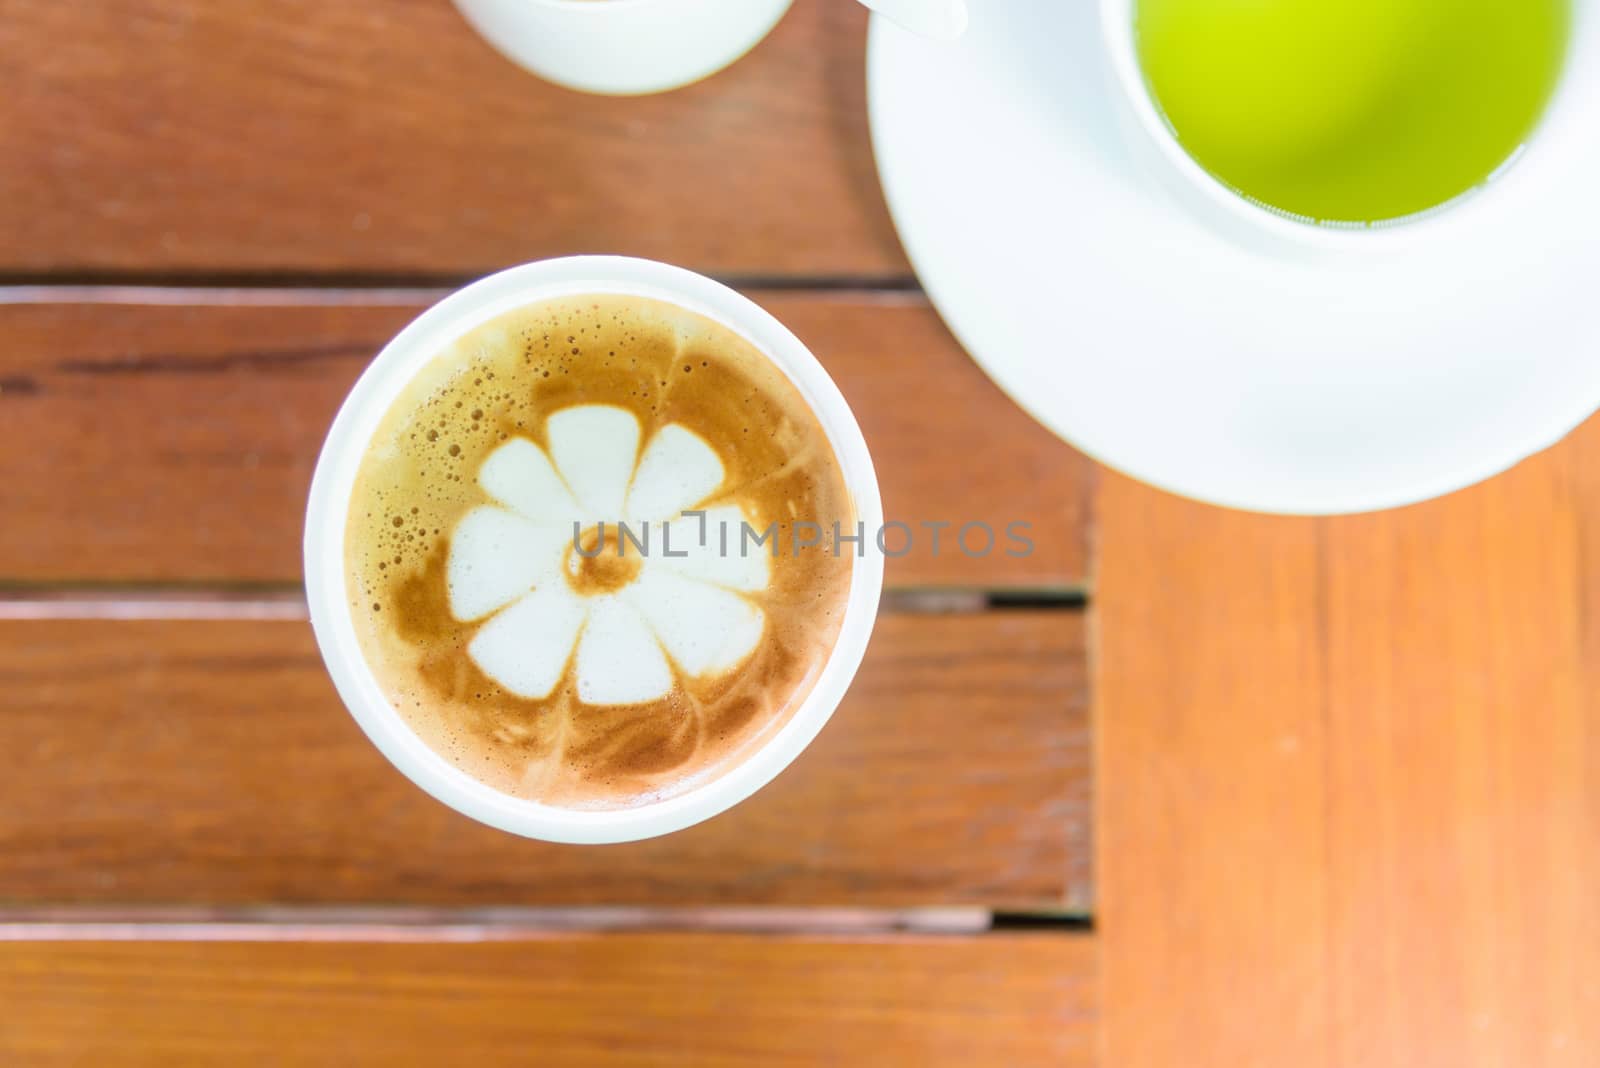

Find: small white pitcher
<box><xmin>454</xmin><ymin>0</ymin><xmax>967</xmax><ymax>96</ymax></box>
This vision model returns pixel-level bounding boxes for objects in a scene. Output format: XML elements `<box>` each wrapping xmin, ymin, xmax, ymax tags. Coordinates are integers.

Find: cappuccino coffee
<box><xmin>344</xmin><ymin>293</ymin><xmax>854</xmax><ymax>809</ymax></box>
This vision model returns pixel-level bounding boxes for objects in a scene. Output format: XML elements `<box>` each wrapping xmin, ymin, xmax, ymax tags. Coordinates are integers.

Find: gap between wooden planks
<box><xmin>1097</xmin><ymin>414</ymin><xmax>1600</xmax><ymax>1068</ymax></box>
<box><xmin>0</xmin><ymin>905</ymin><xmax>995</xmax><ymax>941</ymax></box>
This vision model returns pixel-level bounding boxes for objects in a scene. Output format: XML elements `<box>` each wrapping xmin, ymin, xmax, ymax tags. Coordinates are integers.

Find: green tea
<box><xmin>1134</xmin><ymin>0</ymin><xmax>1571</xmax><ymax>224</ymax></box>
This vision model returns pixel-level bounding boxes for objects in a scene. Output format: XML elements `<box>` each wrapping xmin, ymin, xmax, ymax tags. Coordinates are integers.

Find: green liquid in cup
<box><xmin>1134</xmin><ymin>0</ymin><xmax>1572</xmax><ymax>225</ymax></box>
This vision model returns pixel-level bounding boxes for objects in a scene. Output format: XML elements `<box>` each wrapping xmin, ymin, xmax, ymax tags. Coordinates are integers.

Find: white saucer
<box><xmin>867</xmin><ymin>1</ymin><xmax>1600</xmax><ymax>514</ymax></box>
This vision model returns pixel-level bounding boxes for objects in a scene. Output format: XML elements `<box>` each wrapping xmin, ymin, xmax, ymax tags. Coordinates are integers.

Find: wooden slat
<box><xmin>1097</xmin><ymin>417</ymin><xmax>1600</xmax><ymax>1067</ymax></box>
<box><xmin>0</xmin><ymin>293</ymin><xmax>1091</xmax><ymax>587</ymax></box>
<box><xmin>0</xmin><ymin>0</ymin><xmax>903</xmax><ymax>277</ymax></box>
<box><xmin>0</xmin><ymin>933</ymin><xmax>1094</xmax><ymax>1067</ymax></box>
<box><xmin>1318</xmin><ymin>436</ymin><xmax>1597</xmax><ymax>1067</ymax></box>
<box><xmin>1095</xmin><ymin>486</ymin><xmax>1330</xmax><ymax>1067</ymax></box>
<box><xmin>0</xmin><ymin>609</ymin><xmax>1089</xmax><ymax>909</ymax></box>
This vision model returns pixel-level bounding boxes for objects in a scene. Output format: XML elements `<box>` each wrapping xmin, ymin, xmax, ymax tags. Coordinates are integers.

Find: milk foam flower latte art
<box><xmin>447</xmin><ymin>403</ymin><xmax>768</xmax><ymax>707</ymax></box>
<box><xmin>327</xmin><ymin>273</ymin><xmax>872</xmax><ymax>824</ymax></box>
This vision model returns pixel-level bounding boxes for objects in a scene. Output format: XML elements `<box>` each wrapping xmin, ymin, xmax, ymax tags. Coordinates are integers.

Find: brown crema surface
<box><xmin>345</xmin><ymin>294</ymin><xmax>854</xmax><ymax>809</ymax></box>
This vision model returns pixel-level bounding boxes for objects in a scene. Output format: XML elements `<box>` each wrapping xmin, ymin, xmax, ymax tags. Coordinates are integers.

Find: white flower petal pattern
<box><xmin>628</xmin><ymin>565</ymin><xmax>764</xmax><ymax>677</ymax></box>
<box><xmin>479</xmin><ymin>438</ymin><xmax>583</xmax><ymax>523</ymax></box>
<box><xmin>467</xmin><ymin>584</ymin><xmax>587</xmax><ymax>700</ymax></box>
<box><xmin>447</xmin><ymin>507</ymin><xmax>569</xmax><ymax>621</ymax></box>
<box><xmin>656</xmin><ymin>503</ymin><xmax>771</xmax><ymax>592</ymax></box>
<box><xmin>624</xmin><ymin>424</ymin><xmax>724</xmax><ymax>522</ymax></box>
<box><xmin>547</xmin><ymin>405</ymin><xmax>639</xmax><ymax>519</ymax></box>
<box><xmin>450</xmin><ymin>405</ymin><xmax>772</xmax><ymax>707</ymax></box>
<box><xmin>576</xmin><ymin>596</ymin><xmax>675</xmax><ymax>705</ymax></box>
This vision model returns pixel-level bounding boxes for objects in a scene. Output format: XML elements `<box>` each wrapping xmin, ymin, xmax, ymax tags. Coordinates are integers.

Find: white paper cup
<box><xmin>452</xmin><ymin>0</ymin><xmax>794</xmax><ymax>96</ymax></box>
<box><xmin>304</xmin><ymin>256</ymin><xmax>884</xmax><ymax>843</ymax></box>
<box><xmin>1099</xmin><ymin>0</ymin><xmax>1597</xmax><ymax>254</ymax></box>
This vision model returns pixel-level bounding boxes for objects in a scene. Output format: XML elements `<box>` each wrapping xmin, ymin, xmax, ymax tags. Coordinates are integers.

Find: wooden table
<box><xmin>0</xmin><ymin>3</ymin><xmax>1593</xmax><ymax>1064</ymax></box>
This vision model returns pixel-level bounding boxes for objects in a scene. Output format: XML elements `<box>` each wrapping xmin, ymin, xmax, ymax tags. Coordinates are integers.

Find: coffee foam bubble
<box><xmin>345</xmin><ymin>293</ymin><xmax>853</xmax><ymax>809</ymax></box>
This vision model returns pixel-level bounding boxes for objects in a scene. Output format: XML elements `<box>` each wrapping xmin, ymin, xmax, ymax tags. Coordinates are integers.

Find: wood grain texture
<box><xmin>0</xmin><ymin>610</ymin><xmax>1089</xmax><ymax>909</ymax></box>
<box><xmin>1096</xmin><ymin>417</ymin><xmax>1600</xmax><ymax>1067</ymax></box>
<box><xmin>0</xmin><ymin>294</ymin><xmax>1091</xmax><ymax>587</ymax></box>
<box><xmin>0</xmin><ymin>933</ymin><xmax>1095</xmax><ymax>1067</ymax></box>
<box><xmin>0</xmin><ymin>0</ymin><xmax>903</xmax><ymax>277</ymax></box>
<box><xmin>1095</xmin><ymin>487</ymin><xmax>1329</xmax><ymax>1067</ymax></box>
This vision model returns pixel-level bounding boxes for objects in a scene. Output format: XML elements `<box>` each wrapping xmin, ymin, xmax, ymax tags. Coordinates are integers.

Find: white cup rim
<box><xmin>303</xmin><ymin>256</ymin><xmax>885</xmax><ymax>844</ymax></box>
<box><xmin>1099</xmin><ymin>0</ymin><xmax>1586</xmax><ymax>251</ymax></box>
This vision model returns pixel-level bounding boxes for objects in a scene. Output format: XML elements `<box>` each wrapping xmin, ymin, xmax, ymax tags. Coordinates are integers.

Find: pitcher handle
<box><xmin>857</xmin><ymin>0</ymin><xmax>968</xmax><ymax>40</ymax></box>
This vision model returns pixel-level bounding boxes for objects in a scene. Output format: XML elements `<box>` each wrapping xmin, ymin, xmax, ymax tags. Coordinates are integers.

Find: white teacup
<box><xmin>453</xmin><ymin>0</ymin><xmax>967</xmax><ymax>96</ymax></box>
<box><xmin>304</xmin><ymin>256</ymin><xmax>885</xmax><ymax>843</ymax></box>
<box><xmin>1099</xmin><ymin>0</ymin><xmax>1600</xmax><ymax>254</ymax></box>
